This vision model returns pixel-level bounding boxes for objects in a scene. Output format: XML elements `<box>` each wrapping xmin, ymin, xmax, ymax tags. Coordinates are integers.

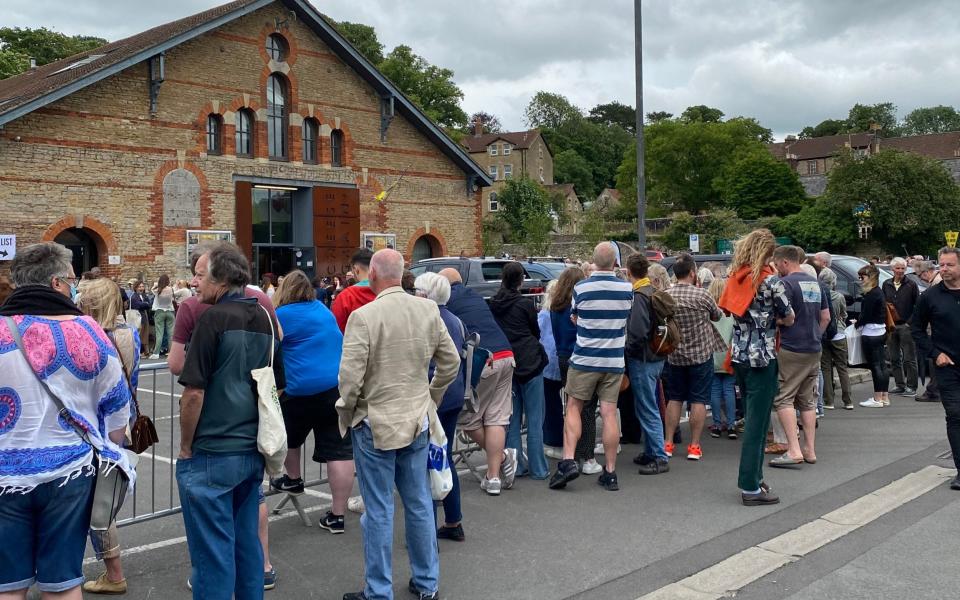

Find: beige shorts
<box><xmin>774</xmin><ymin>348</ymin><xmax>821</xmax><ymax>411</ymax></box>
<box><xmin>459</xmin><ymin>356</ymin><xmax>515</xmax><ymax>431</ymax></box>
<box><xmin>565</xmin><ymin>367</ymin><xmax>623</xmax><ymax>404</ymax></box>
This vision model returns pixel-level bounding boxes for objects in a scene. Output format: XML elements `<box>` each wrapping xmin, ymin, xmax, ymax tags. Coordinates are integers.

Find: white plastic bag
<box><xmin>252</xmin><ymin>305</ymin><xmax>287</xmax><ymax>476</ymax></box>
<box><xmin>427</xmin><ymin>406</ymin><xmax>452</xmax><ymax>501</ymax></box>
<box><xmin>124</xmin><ymin>309</ymin><xmax>141</xmax><ymax>331</ymax></box>
<box><xmin>845</xmin><ymin>324</ymin><xmax>865</xmax><ymax>367</ymax></box>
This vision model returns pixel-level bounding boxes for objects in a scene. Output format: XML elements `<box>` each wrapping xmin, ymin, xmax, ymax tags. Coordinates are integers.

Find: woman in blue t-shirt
<box><xmin>269</xmin><ymin>270</ymin><xmax>352</xmax><ymax>534</ymax></box>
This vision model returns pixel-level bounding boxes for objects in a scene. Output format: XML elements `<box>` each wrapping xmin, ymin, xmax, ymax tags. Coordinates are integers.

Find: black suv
<box><xmin>410</xmin><ymin>257</ymin><xmax>552</xmax><ymax>299</ymax></box>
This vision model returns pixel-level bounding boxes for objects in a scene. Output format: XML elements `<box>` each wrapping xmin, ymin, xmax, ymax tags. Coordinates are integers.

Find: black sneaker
<box><xmin>437</xmin><ymin>524</ymin><xmax>465</xmax><ymax>542</ymax></box>
<box><xmin>597</xmin><ymin>467</ymin><xmax>619</xmax><ymax>491</ymax></box>
<box><xmin>408</xmin><ymin>579</ymin><xmax>439</xmax><ymax>600</ymax></box>
<box><xmin>637</xmin><ymin>458</ymin><xmax>669</xmax><ymax>475</ymax></box>
<box><xmin>727</xmin><ymin>429</ymin><xmax>738</xmax><ymax>440</ymax></box>
<box><xmin>709</xmin><ymin>425</ymin><xmax>722</xmax><ymax>438</ymax></box>
<box><xmin>548</xmin><ymin>459</ymin><xmax>579</xmax><ymax>490</ymax></box>
<box><xmin>901</xmin><ymin>387</ymin><xmax>917</xmax><ymax>397</ymax></box>
<box><xmin>890</xmin><ymin>386</ymin><xmax>906</xmax><ymax>394</ymax></box>
<box><xmin>951</xmin><ymin>477</ymin><xmax>960</xmax><ymax>491</ymax></box>
<box><xmin>318</xmin><ymin>511</ymin><xmax>345</xmax><ymax>534</ymax></box>
<box><xmin>270</xmin><ymin>475</ymin><xmax>304</xmax><ymax>495</ymax></box>
<box><xmin>741</xmin><ymin>489</ymin><xmax>780</xmax><ymax>506</ymax></box>
<box><xmin>343</xmin><ymin>593</ymin><xmax>368</xmax><ymax>600</ymax></box>
<box><xmin>916</xmin><ymin>393</ymin><xmax>940</xmax><ymax>402</ymax></box>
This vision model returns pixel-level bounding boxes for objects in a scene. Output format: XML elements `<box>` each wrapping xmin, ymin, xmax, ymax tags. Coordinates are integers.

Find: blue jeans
<box><xmin>351</xmin><ymin>424</ymin><xmax>438</xmax><ymax>600</ymax></box>
<box><xmin>435</xmin><ymin>407</ymin><xmax>462</xmax><ymax>525</ymax></box>
<box><xmin>627</xmin><ymin>358</ymin><xmax>667</xmax><ymax>462</ymax></box>
<box><xmin>507</xmin><ymin>374</ymin><xmax>549</xmax><ymax>479</ymax></box>
<box><xmin>176</xmin><ymin>452</ymin><xmax>264</xmax><ymax>600</ymax></box>
<box><xmin>710</xmin><ymin>373</ymin><xmax>736</xmax><ymax>427</ymax></box>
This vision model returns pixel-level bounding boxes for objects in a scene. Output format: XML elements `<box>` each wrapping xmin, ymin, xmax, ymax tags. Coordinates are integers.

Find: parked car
<box><xmin>660</xmin><ymin>254</ymin><xmax>734</xmax><ymax>276</ymax></box>
<box><xmin>410</xmin><ymin>257</ymin><xmax>547</xmax><ymax>300</ymax></box>
<box><xmin>645</xmin><ymin>249</ymin><xmax>665</xmax><ymax>262</ymax></box>
<box><xmin>820</xmin><ymin>255</ymin><xmax>893</xmax><ymax>322</ymax></box>
<box><xmin>877</xmin><ymin>264</ymin><xmax>928</xmax><ymax>293</ymax></box>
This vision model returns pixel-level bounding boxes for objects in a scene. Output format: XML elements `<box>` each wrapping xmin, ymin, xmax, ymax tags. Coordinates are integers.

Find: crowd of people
<box><xmin>0</xmin><ymin>233</ymin><xmax>958</xmax><ymax>600</ymax></box>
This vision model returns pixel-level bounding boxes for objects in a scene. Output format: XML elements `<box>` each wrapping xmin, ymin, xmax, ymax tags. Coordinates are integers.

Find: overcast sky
<box><xmin>7</xmin><ymin>0</ymin><xmax>960</xmax><ymax>140</ymax></box>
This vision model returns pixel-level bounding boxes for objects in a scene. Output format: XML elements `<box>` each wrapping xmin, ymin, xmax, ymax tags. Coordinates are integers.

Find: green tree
<box><xmin>582</xmin><ymin>209</ymin><xmax>609</xmax><ymax>247</ymax></box>
<box><xmin>468</xmin><ymin>111</ymin><xmax>502</xmax><ymax>134</ymax></box>
<box><xmin>645</xmin><ymin>110</ymin><xmax>673</xmax><ymax>123</ymax></box>
<box><xmin>481</xmin><ymin>216</ymin><xmax>507</xmax><ymax>256</ymax></box>
<box><xmin>524</xmin><ymin>212</ymin><xmax>555</xmax><ymax>256</ymax></box>
<box><xmin>680</xmin><ymin>104</ymin><xmax>724</xmax><ymax>123</ymax></box>
<box><xmin>588</xmin><ymin>101</ymin><xmax>636</xmax><ymax>133</ymax></box>
<box><xmin>823</xmin><ymin>149</ymin><xmax>960</xmax><ymax>254</ymax></box>
<box><xmin>553</xmin><ymin>149</ymin><xmax>595</xmax><ymax>200</ymax></box>
<box><xmin>524</xmin><ymin>91</ymin><xmax>582</xmax><ymax>129</ymax></box>
<box><xmin>497</xmin><ymin>177</ymin><xmax>553</xmax><ymax>243</ymax></box>
<box><xmin>901</xmin><ymin>105</ymin><xmax>960</xmax><ymax>136</ymax></box>
<box><xmin>798</xmin><ymin>118</ymin><xmax>846</xmax><ymax>139</ymax></box>
<box><xmin>715</xmin><ymin>152</ymin><xmax>806</xmax><ymax>219</ymax></box>
<box><xmin>727</xmin><ymin>116</ymin><xmax>773</xmax><ymax>143</ymax></box>
<box><xmin>331</xmin><ymin>20</ymin><xmax>384</xmax><ymax>64</ymax></box>
<box><xmin>541</xmin><ymin>117</ymin><xmax>632</xmax><ymax>201</ymax></box>
<box><xmin>845</xmin><ymin>102</ymin><xmax>899</xmax><ymax>136</ymax></box>
<box><xmin>775</xmin><ymin>198</ymin><xmax>857</xmax><ymax>252</ymax></box>
<box><xmin>0</xmin><ymin>27</ymin><xmax>106</xmax><ymax>79</ymax></box>
<box><xmin>661</xmin><ymin>210</ymin><xmax>747</xmax><ymax>253</ymax></box>
<box><xmin>379</xmin><ymin>45</ymin><xmax>468</xmax><ymax>129</ymax></box>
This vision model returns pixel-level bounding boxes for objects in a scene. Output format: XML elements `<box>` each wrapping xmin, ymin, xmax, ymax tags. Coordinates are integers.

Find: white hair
<box><xmin>414</xmin><ymin>272</ymin><xmax>451</xmax><ymax>305</ymax></box>
<box><xmin>799</xmin><ymin>263</ymin><xmax>817</xmax><ymax>278</ymax></box>
<box><xmin>814</xmin><ymin>251</ymin><xmax>832</xmax><ymax>267</ymax></box>
<box><xmin>697</xmin><ymin>267</ymin><xmax>714</xmax><ymax>286</ymax></box>
<box><xmin>890</xmin><ymin>256</ymin><xmax>907</xmax><ymax>268</ymax></box>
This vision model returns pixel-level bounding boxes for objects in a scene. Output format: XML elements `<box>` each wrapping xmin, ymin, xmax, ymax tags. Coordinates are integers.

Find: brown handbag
<box><xmin>108</xmin><ymin>330</ymin><xmax>159</xmax><ymax>454</ymax></box>
<box><xmin>884</xmin><ymin>302</ymin><xmax>900</xmax><ymax>334</ymax></box>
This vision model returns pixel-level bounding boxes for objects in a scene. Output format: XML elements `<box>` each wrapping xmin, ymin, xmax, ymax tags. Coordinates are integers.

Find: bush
<box><xmin>661</xmin><ymin>210</ymin><xmax>748</xmax><ymax>253</ymax></box>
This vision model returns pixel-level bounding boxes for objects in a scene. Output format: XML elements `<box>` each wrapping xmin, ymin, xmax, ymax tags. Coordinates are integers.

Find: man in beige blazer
<box><xmin>337</xmin><ymin>249</ymin><xmax>460</xmax><ymax>600</ymax></box>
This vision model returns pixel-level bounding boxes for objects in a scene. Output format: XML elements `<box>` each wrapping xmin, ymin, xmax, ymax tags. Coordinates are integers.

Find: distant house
<box><xmin>544</xmin><ymin>183</ymin><xmax>582</xmax><ymax>234</ymax></box>
<box><xmin>768</xmin><ymin>131</ymin><xmax>960</xmax><ymax>196</ymax></box>
<box><xmin>589</xmin><ymin>188</ymin><xmax>622</xmax><ymax>214</ymax></box>
<box><xmin>462</xmin><ymin>124</ymin><xmax>554</xmax><ymax>217</ymax></box>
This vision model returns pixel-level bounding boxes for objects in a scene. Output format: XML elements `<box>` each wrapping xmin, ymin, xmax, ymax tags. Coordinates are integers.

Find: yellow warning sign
<box><xmin>947</xmin><ymin>231</ymin><xmax>959</xmax><ymax>248</ymax></box>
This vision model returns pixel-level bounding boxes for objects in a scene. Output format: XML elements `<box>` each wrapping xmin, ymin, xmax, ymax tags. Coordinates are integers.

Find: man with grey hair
<box><xmin>176</xmin><ymin>243</ymin><xmax>285</xmax><ymax>600</ymax></box>
<box><xmin>819</xmin><ymin>267</ymin><xmax>852</xmax><ymax>409</ymax></box>
<box><xmin>339</xmin><ymin>249</ymin><xmax>460</xmax><ymax>600</ymax></box>
<box><xmin>883</xmin><ymin>256</ymin><xmax>920</xmax><ymax>396</ymax></box>
<box><xmin>813</xmin><ymin>251</ymin><xmax>832</xmax><ymax>270</ymax></box>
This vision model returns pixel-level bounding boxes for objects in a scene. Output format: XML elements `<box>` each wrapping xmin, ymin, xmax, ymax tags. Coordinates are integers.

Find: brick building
<box><xmin>460</xmin><ymin>127</ymin><xmax>553</xmax><ymax>217</ymax></box>
<box><xmin>0</xmin><ymin>0</ymin><xmax>491</xmax><ymax>282</ymax></box>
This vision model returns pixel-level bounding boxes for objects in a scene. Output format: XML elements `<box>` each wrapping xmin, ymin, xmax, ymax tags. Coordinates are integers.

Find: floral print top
<box><xmin>731</xmin><ymin>274</ymin><xmax>793</xmax><ymax>368</ymax></box>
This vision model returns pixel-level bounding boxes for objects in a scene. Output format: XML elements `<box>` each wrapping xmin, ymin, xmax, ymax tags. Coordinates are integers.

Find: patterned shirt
<box><xmin>731</xmin><ymin>274</ymin><xmax>793</xmax><ymax>368</ymax></box>
<box><xmin>570</xmin><ymin>272</ymin><xmax>634</xmax><ymax>373</ymax></box>
<box><xmin>666</xmin><ymin>283</ymin><xmax>727</xmax><ymax>366</ymax></box>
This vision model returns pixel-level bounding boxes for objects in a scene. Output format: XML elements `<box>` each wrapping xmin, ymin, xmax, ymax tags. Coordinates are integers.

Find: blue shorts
<box><xmin>0</xmin><ymin>472</ymin><xmax>95</xmax><ymax>593</ymax></box>
<box><xmin>662</xmin><ymin>359</ymin><xmax>713</xmax><ymax>405</ymax></box>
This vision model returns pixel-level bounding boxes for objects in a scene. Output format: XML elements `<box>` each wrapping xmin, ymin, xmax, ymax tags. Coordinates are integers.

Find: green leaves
<box><xmin>715</xmin><ymin>153</ymin><xmax>805</xmax><ymax>220</ymax></box>
<box><xmin>380</xmin><ymin>45</ymin><xmax>468</xmax><ymax>130</ymax></box>
<box><xmin>496</xmin><ymin>177</ymin><xmax>554</xmax><ymax>246</ymax></box>
<box><xmin>0</xmin><ymin>27</ymin><xmax>106</xmax><ymax>79</ymax></box>
<box><xmin>524</xmin><ymin>92</ymin><xmax>583</xmax><ymax>130</ymax></box>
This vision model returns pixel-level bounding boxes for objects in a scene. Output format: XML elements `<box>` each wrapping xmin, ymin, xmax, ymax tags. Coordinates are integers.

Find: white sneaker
<box><xmin>594</xmin><ymin>443</ymin><xmax>622</xmax><ymax>455</ymax></box>
<box><xmin>149</xmin><ymin>354</ymin><xmax>160</xmax><ymax>360</ymax></box>
<box><xmin>347</xmin><ymin>496</ymin><xmax>365</xmax><ymax>514</ymax></box>
<box><xmin>580</xmin><ymin>459</ymin><xmax>603</xmax><ymax>474</ymax></box>
<box><xmin>543</xmin><ymin>445</ymin><xmax>563</xmax><ymax>459</ymax></box>
<box><xmin>481</xmin><ymin>476</ymin><xmax>502</xmax><ymax>496</ymax></box>
<box><xmin>859</xmin><ymin>399</ymin><xmax>884</xmax><ymax>408</ymax></box>
<box><xmin>500</xmin><ymin>448</ymin><xmax>517</xmax><ymax>489</ymax></box>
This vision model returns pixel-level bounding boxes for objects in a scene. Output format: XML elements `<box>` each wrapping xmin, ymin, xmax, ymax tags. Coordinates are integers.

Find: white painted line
<box><xmin>636</xmin><ymin>465</ymin><xmax>954</xmax><ymax>600</ymax></box>
<box><xmin>143</xmin><ymin>453</ymin><xmax>176</xmax><ymax>465</ymax></box>
<box><xmin>137</xmin><ymin>387</ymin><xmax>180</xmax><ymax>398</ymax></box>
<box><xmin>152</xmin><ymin>413</ymin><xmax>180</xmax><ymax>422</ymax></box>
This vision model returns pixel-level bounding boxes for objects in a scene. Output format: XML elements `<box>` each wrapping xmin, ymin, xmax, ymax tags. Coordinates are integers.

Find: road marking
<box><xmin>136</xmin><ymin>387</ymin><xmax>180</xmax><ymax>398</ymax></box>
<box><xmin>152</xmin><ymin>413</ymin><xmax>180</xmax><ymax>422</ymax></box>
<box><xmin>142</xmin><ymin>453</ymin><xmax>177</xmax><ymax>465</ymax></box>
<box><xmin>636</xmin><ymin>465</ymin><xmax>954</xmax><ymax>600</ymax></box>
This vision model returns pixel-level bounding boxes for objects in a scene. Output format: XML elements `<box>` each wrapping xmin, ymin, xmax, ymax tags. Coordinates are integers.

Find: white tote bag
<box><xmin>426</xmin><ymin>406</ymin><xmax>452</xmax><ymax>501</ymax></box>
<box><xmin>845</xmin><ymin>324</ymin><xmax>865</xmax><ymax>367</ymax></box>
<box><xmin>252</xmin><ymin>305</ymin><xmax>287</xmax><ymax>476</ymax></box>
<box><xmin>124</xmin><ymin>309</ymin><xmax>142</xmax><ymax>331</ymax></box>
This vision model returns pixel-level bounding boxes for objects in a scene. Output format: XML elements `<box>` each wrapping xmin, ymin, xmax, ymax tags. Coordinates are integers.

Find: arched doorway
<box><xmin>54</xmin><ymin>228</ymin><xmax>100</xmax><ymax>275</ymax></box>
<box><xmin>411</xmin><ymin>234</ymin><xmax>442</xmax><ymax>263</ymax></box>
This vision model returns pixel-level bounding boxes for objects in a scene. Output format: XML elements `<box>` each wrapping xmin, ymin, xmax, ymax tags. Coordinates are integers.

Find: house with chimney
<box><xmin>461</xmin><ymin>123</ymin><xmax>554</xmax><ymax>217</ymax></box>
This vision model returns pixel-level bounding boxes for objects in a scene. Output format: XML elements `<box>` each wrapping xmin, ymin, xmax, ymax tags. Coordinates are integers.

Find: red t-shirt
<box><xmin>173</xmin><ymin>286</ymin><xmax>277</xmax><ymax>344</ymax></box>
<box><xmin>331</xmin><ymin>284</ymin><xmax>378</xmax><ymax>333</ymax></box>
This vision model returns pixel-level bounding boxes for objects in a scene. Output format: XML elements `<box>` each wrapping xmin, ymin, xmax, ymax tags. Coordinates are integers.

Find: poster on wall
<box><xmin>186</xmin><ymin>230</ymin><xmax>233</xmax><ymax>263</ymax></box>
<box><xmin>361</xmin><ymin>232</ymin><xmax>397</xmax><ymax>252</ymax></box>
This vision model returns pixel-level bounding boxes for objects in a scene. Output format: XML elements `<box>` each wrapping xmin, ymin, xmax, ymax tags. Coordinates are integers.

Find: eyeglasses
<box><xmin>59</xmin><ymin>275</ymin><xmax>78</xmax><ymax>285</ymax></box>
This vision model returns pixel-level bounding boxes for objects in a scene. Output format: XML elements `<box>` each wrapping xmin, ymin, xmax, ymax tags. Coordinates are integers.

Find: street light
<box><xmin>634</xmin><ymin>0</ymin><xmax>646</xmax><ymax>250</ymax></box>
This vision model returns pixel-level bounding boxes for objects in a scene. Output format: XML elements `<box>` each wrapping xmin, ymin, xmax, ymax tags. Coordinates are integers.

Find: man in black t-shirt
<box><xmin>176</xmin><ymin>243</ymin><xmax>285</xmax><ymax>599</ymax></box>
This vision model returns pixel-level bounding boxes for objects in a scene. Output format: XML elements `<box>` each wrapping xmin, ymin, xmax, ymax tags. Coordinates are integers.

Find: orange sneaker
<box><xmin>664</xmin><ymin>441</ymin><xmax>675</xmax><ymax>457</ymax></box>
<box><xmin>686</xmin><ymin>444</ymin><xmax>703</xmax><ymax>460</ymax></box>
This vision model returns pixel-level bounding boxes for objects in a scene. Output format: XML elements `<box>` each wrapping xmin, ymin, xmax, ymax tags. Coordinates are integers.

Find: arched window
<box><xmin>206</xmin><ymin>114</ymin><xmax>223</xmax><ymax>155</ymax></box>
<box><xmin>302</xmin><ymin>118</ymin><xmax>319</xmax><ymax>164</ymax></box>
<box><xmin>267</xmin><ymin>74</ymin><xmax>288</xmax><ymax>160</ymax></box>
<box><xmin>266</xmin><ymin>33</ymin><xmax>288</xmax><ymax>62</ymax></box>
<box><xmin>331</xmin><ymin>128</ymin><xmax>344</xmax><ymax>167</ymax></box>
<box><xmin>235</xmin><ymin>109</ymin><xmax>254</xmax><ymax>158</ymax></box>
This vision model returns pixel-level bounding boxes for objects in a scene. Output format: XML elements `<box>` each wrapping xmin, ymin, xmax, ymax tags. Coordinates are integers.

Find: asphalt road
<box><xmin>78</xmin><ymin>374</ymin><xmax>957</xmax><ymax>600</ymax></box>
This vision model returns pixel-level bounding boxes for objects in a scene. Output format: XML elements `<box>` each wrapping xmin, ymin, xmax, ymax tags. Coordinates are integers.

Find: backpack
<box><xmin>640</xmin><ymin>287</ymin><xmax>682</xmax><ymax>356</ymax></box>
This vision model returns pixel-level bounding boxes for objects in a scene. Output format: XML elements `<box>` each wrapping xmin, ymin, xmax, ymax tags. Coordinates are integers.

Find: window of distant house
<box><xmin>504</xmin><ymin>164</ymin><xmax>513</xmax><ymax>179</ymax></box>
<box><xmin>489</xmin><ymin>165</ymin><xmax>498</xmax><ymax>180</ymax></box>
<box><xmin>539</xmin><ymin>144</ymin><xmax>543</xmax><ymax>160</ymax></box>
<box><xmin>489</xmin><ymin>144</ymin><xmax>498</xmax><ymax>156</ymax></box>
<box><xmin>235</xmin><ymin>109</ymin><xmax>254</xmax><ymax>157</ymax></box>
<box><xmin>267</xmin><ymin>74</ymin><xmax>289</xmax><ymax>159</ymax></box>
<box><xmin>302</xmin><ymin>118</ymin><xmax>319</xmax><ymax>164</ymax></box>
<box><xmin>206</xmin><ymin>114</ymin><xmax>223</xmax><ymax>155</ymax></box>
<box><xmin>503</xmin><ymin>144</ymin><xmax>512</xmax><ymax>156</ymax></box>
<box><xmin>489</xmin><ymin>192</ymin><xmax>499</xmax><ymax>212</ymax></box>
<box><xmin>331</xmin><ymin>129</ymin><xmax>344</xmax><ymax>166</ymax></box>
<box><xmin>266</xmin><ymin>33</ymin><xmax>289</xmax><ymax>62</ymax></box>
<box><xmin>807</xmin><ymin>160</ymin><xmax>818</xmax><ymax>175</ymax></box>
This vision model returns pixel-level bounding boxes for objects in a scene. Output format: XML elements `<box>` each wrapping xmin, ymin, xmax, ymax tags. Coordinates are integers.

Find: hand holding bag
<box><xmin>426</xmin><ymin>405</ymin><xmax>452</xmax><ymax>501</ymax></box>
<box><xmin>251</xmin><ymin>305</ymin><xmax>287</xmax><ymax>476</ymax></box>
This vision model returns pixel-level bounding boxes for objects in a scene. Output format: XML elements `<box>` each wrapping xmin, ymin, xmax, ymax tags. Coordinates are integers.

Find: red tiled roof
<box><xmin>883</xmin><ymin>131</ymin><xmax>960</xmax><ymax>159</ymax></box>
<box><xmin>768</xmin><ymin>131</ymin><xmax>960</xmax><ymax>162</ymax></box>
<box><xmin>779</xmin><ymin>133</ymin><xmax>875</xmax><ymax>161</ymax></box>
<box><xmin>461</xmin><ymin>130</ymin><xmax>541</xmax><ymax>153</ymax></box>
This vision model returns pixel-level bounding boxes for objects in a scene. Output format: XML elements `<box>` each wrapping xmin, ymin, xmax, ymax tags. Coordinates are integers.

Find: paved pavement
<box><xmin>75</xmin><ymin>377</ymin><xmax>957</xmax><ymax>600</ymax></box>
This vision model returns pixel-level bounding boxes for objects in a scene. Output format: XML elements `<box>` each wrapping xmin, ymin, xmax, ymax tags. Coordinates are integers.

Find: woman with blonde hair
<box><xmin>648</xmin><ymin>263</ymin><xmax>671</xmax><ymax>291</ymax></box>
<box><xmin>77</xmin><ymin>277</ymin><xmax>140</xmax><ymax>595</ymax></box>
<box><xmin>856</xmin><ymin>264</ymin><xmax>890</xmax><ymax>408</ymax></box>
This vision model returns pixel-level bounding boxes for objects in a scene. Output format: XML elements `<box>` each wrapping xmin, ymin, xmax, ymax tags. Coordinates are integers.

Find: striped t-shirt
<box><xmin>570</xmin><ymin>272</ymin><xmax>634</xmax><ymax>373</ymax></box>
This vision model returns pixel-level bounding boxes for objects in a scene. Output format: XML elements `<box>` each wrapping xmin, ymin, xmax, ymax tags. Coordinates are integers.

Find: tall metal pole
<box><xmin>634</xmin><ymin>0</ymin><xmax>646</xmax><ymax>249</ymax></box>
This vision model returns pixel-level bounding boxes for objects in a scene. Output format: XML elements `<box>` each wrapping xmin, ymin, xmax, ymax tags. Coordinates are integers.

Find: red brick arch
<box><xmin>41</xmin><ymin>215</ymin><xmax>120</xmax><ymax>274</ymax></box>
<box><xmin>405</xmin><ymin>228</ymin><xmax>447</xmax><ymax>262</ymax></box>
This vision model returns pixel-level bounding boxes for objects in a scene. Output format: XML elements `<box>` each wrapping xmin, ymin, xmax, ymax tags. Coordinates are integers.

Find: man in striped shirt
<box><xmin>549</xmin><ymin>243</ymin><xmax>634</xmax><ymax>491</ymax></box>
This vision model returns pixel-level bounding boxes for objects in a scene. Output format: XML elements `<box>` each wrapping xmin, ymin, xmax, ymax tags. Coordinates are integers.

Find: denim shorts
<box><xmin>0</xmin><ymin>472</ymin><xmax>95</xmax><ymax>593</ymax></box>
<box><xmin>662</xmin><ymin>359</ymin><xmax>713</xmax><ymax>405</ymax></box>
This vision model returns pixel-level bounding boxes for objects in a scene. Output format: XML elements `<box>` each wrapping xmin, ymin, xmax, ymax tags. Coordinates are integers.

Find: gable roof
<box><xmin>461</xmin><ymin>130</ymin><xmax>545</xmax><ymax>154</ymax></box>
<box><xmin>0</xmin><ymin>0</ymin><xmax>491</xmax><ymax>186</ymax></box>
<box><xmin>767</xmin><ymin>131</ymin><xmax>960</xmax><ymax>163</ymax></box>
<box><xmin>544</xmin><ymin>183</ymin><xmax>576</xmax><ymax>196</ymax></box>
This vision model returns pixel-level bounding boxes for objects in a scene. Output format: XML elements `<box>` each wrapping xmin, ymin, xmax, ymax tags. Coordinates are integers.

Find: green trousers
<box><xmin>735</xmin><ymin>360</ymin><xmax>779</xmax><ymax>492</ymax></box>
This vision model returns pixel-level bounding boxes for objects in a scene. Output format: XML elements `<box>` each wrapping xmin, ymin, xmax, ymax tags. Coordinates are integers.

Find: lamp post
<box><xmin>634</xmin><ymin>0</ymin><xmax>646</xmax><ymax>249</ymax></box>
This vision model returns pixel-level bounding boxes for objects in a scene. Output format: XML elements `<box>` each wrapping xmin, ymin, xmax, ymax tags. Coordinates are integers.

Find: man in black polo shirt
<box><xmin>176</xmin><ymin>243</ymin><xmax>285</xmax><ymax>600</ymax></box>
